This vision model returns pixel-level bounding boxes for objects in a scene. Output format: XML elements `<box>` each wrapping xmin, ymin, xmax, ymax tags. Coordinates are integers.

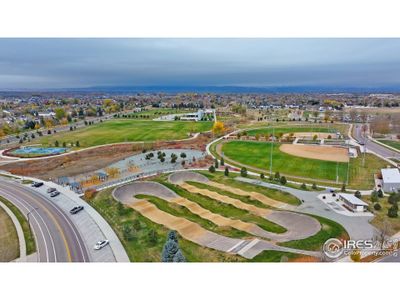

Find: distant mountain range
<box><xmin>2</xmin><ymin>85</ymin><xmax>400</xmax><ymax>94</ymax></box>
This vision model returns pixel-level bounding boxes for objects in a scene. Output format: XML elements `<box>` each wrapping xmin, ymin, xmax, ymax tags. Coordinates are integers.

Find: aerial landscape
<box><xmin>0</xmin><ymin>39</ymin><xmax>399</xmax><ymax>263</ymax></box>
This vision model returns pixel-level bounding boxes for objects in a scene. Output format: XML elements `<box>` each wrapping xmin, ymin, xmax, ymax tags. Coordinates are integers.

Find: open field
<box><xmin>377</xmin><ymin>139</ymin><xmax>400</xmax><ymax>151</ymax></box>
<box><xmin>222</xmin><ymin>140</ymin><xmax>348</xmax><ymax>182</ymax></box>
<box><xmin>245</xmin><ymin>126</ymin><xmax>334</xmax><ymax>136</ymax></box>
<box><xmin>37</xmin><ymin>120</ymin><xmax>213</xmax><ymax>148</ymax></box>
<box><xmin>221</xmin><ymin>140</ymin><xmax>387</xmax><ymax>188</ymax></box>
<box><xmin>0</xmin><ymin>205</ymin><xmax>19</xmax><ymax>262</ymax></box>
<box><xmin>279</xmin><ymin>144</ymin><xmax>349</xmax><ymax>163</ymax></box>
<box><xmin>0</xmin><ymin>196</ymin><xmax>36</xmax><ymax>255</ymax></box>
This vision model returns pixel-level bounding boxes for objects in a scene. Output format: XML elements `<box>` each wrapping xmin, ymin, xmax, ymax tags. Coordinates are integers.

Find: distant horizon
<box><xmin>1</xmin><ymin>38</ymin><xmax>400</xmax><ymax>91</ymax></box>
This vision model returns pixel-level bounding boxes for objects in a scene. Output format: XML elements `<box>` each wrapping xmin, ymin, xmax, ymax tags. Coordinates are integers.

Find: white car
<box><xmin>94</xmin><ymin>240</ymin><xmax>109</xmax><ymax>250</ymax></box>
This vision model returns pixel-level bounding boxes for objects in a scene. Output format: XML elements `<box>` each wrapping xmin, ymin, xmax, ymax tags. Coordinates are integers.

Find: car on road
<box><xmin>31</xmin><ymin>182</ymin><xmax>44</xmax><ymax>188</ymax></box>
<box><xmin>94</xmin><ymin>240</ymin><xmax>109</xmax><ymax>250</ymax></box>
<box><xmin>47</xmin><ymin>187</ymin><xmax>56</xmax><ymax>193</ymax></box>
<box><xmin>50</xmin><ymin>191</ymin><xmax>60</xmax><ymax>197</ymax></box>
<box><xmin>70</xmin><ymin>206</ymin><xmax>84</xmax><ymax>215</ymax></box>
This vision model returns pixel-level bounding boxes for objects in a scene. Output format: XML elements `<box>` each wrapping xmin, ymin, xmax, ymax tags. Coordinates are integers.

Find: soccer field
<box><xmin>38</xmin><ymin>119</ymin><xmax>213</xmax><ymax>148</ymax></box>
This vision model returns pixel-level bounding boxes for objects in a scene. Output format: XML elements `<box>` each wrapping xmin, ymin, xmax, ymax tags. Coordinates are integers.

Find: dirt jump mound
<box><xmin>168</xmin><ymin>171</ymin><xmax>209</xmax><ymax>185</ymax></box>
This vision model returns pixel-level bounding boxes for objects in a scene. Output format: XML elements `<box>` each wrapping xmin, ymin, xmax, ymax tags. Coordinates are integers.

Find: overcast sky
<box><xmin>1</xmin><ymin>38</ymin><xmax>400</xmax><ymax>89</ymax></box>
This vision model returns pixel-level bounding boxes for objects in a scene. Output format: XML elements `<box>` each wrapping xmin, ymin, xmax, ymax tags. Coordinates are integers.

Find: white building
<box><xmin>180</xmin><ymin>110</ymin><xmax>205</xmax><ymax>121</ymax></box>
<box><xmin>338</xmin><ymin>193</ymin><xmax>369</xmax><ymax>212</ymax></box>
<box><xmin>381</xmin><ymin>168</ymin><xmax>400</xmax><ymax>193</ymax></box>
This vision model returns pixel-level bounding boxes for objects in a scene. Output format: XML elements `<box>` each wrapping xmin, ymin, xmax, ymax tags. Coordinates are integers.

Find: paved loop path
<box><xmin>112</xmin><ymin>181</ymin><xmax>320</xmax><ymax>259</ymax></box>
<box><xmin>169</xmin><ymin>171</ymin><xmax>321</xmax><ymax>242</ymax></box>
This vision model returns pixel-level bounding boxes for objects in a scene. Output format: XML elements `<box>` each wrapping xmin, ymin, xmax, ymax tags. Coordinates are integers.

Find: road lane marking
<box><xmin>13</xmin><ymin>187</ymin><xmax>72</xmax><ymax>262</ymax></box>
<box><xmin>0</xmin><ymin>188</ymin><xmax>49</xmax><ymax>262</ymax></box>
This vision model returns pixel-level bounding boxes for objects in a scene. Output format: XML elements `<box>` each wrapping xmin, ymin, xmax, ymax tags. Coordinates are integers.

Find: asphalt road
<box><xmin>353</xmin><ymin>124</ymin><xmax>400</xmax><ymax>159</ymax></box>
<box><xmin>0</xmin><ymin>179</ymin><xmax>89</xmax><ymax>262</ymax></box>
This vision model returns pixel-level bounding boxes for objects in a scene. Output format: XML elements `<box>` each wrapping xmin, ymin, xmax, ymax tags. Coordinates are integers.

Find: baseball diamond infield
<box><xmin>112</xmin><ymin>180</ymin><xmax>320</xmax><ymax>258</ymax></box>
<box><xmin>279</xmin><ymin>144</ymin><xmax>349</xmax><ymax>163</ymax></box>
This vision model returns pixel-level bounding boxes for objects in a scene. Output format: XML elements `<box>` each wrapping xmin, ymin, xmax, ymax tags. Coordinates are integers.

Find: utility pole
<box><xmin>269</xmin><ymin>127</ymin><xmax>274</xmax><ymax>175</ymax></box>
<box><xmin>27</xmin><ymin>207</ymin><xmax>39</xmax><ymax>233</ymax></box>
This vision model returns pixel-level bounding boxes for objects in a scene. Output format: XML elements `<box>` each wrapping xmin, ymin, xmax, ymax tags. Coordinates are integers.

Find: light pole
<box><xmin>269</xmin><ymin>127</ymin><xmax>274</xmax><ymax>176</ymax></box>
<box><xmin>27</xmin><ymin>207</ymin><xmax>39</xmax><ymax>233</ymax></box>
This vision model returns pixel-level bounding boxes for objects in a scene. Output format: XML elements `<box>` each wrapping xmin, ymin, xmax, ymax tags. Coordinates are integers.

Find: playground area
<box><xmin>7</xmin><ymin>146</ymin><xmax>68</xmax><ymax>158</ymax></box>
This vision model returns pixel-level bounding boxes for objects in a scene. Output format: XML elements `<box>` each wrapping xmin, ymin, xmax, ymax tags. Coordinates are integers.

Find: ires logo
<box><xmin>323</xmin><ymin>238</ymin><xmax>398</xmax><ymax>260</ymax></box>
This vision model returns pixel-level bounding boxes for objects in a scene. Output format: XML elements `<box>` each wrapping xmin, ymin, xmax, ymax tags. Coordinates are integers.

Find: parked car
<box><xmin>69</xmin><ymin>206</ymin><xmax>84</xmax><ymax>215</ymax></box>
<box><xmin>50</xmin><ymin>191</ymin><xmax>60</xmax><ymax>197</ymax></box>
<box><xmin>47</xmin><ymin>187</ymin><xmax>56</xmax><ymax>193</ymax></box>
<box><xmin>31</xmin><ymin>182</ymin><xmax>44</xmax><ymax>188</ymax></box>
<box><xmin>94</xmin><ymin>240</ymin><xmax>109</xmax><ymax>250</ymax></box>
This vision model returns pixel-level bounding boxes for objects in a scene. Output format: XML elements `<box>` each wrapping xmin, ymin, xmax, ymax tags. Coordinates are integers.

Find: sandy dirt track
<box><xmin>113</xmin><ymin>180</ymin><xmax>321</xmax><ymax>258</ymax></box>
<box><xmin>279</xmin><ymin>144</ymin><xmax>349</xmax><ymax>162</ymax></box>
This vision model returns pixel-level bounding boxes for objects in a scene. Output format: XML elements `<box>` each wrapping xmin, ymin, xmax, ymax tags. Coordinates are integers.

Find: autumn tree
<box><xmin>212</xmin><ymin>121</ymin><xmax>225</xmax><ymax>136</ymax></box>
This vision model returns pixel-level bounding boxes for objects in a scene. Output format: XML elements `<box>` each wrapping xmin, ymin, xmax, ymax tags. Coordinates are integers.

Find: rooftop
<box><xmin>381</xmin><ymin>168</ymin><xmax>400</xmax><ymax>183</ymax></box>
<box><xmin>339</xmin><ymin>193</ymin><xmax>368</xmax><ymax>206</ymax></box>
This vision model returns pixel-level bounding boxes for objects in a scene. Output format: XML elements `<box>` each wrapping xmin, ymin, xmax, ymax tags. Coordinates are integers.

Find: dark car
<box><xmin>50</xmin><ymin>191</ymin><xmax>60</xmax><ymax>197</ymax></box>
<box><xmin>31</xmin><ymin>182</ymin><xmax>44</xmax><ymax>188</ymax></box>
<box><xmin>69</xmin><ymin>206</ymin><xmax>84</xmax><ymax>215</ymax></box>
<box><xmin>47</xmin><ymin>187</ymin><xmax>56</xmax><ymax>193</ymax></box>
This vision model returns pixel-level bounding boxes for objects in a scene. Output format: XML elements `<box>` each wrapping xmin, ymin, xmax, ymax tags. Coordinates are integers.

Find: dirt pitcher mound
<box><xmin>279</xmin><ymin>144</ymin><xmax>349</xmax><ymax>162</ymax></box>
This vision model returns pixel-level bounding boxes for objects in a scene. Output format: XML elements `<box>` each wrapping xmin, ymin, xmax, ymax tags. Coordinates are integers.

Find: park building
<box><xmin>338</xmin><ymin>193</ymin><xmax>369</xmax><ymax>212</ymax></box>
<box><xmin>381</xmin><ymin>168</ymin><xmax>400</xmax><ymax>193</ymax></box>
<box><xmin>180</xmin><ymin>110</ymin><xmax>205</xmax><ymax>121</ymax></box>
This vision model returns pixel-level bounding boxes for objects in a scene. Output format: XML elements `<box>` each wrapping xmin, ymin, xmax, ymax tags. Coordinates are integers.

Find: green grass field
<box><xmin>221</xmin><ymin>140</ymin><xmax>387</xmax><ymax>188</ymax></box>
<box><xmin>0</xmin><ymin>205</ymin><xmax>19</xmax><ymax>262</ymax></box>
<box><xmin>377</xmin><ymin>139</ymin><xmax>400</xmax><ymax>150</ymax></box>
<box><xmin>38</xmin><ymin>120</ymin><xmax>213</xmax><ymax>148</ymax></box>
<box><xmin>245</xmin><ymin>126</ymin><xmax>335</xmax><ymax>136</ymax></box>
<box><xmin>222</xmin><ymin>140</ymin><xmax>348</xmax><ymax>182</ymax></box>
<box><xmin>0</xmin><ymin>197</ymin><xmax>36</xmax><ymax>256</ymax></box>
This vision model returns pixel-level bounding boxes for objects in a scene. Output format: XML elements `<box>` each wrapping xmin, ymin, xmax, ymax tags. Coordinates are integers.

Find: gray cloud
<box><xmin>0</xmin><ymin>38</ymin><xmax>400</xmax><ymax>89</ymax></box>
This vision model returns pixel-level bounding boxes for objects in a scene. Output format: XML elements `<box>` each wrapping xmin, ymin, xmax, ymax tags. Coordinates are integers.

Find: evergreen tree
<box><xmin>240</xmin><ymin>167</ymin><xmax>248</xmax><ymax>177</ymax></box>
<box><xmin>209</xmin><ymin>165</ymin><xmax>216</xmax><ymax>173</ymax></box>
<box><xmin>167</xmin><ymin>230</ymin><xmax>178</xmax><ymax>243</ymax></box>
<box><xmin>354</xmin><ymin>190</ymin><xmax>362</xmax><ymax>199</ymax></box>
<box><xmin>280</xmin><ymin>176</ymin><xmax>287</xmax><ymax>185</ymax></box>
<box><xmin>161</xmin><ymin>239</ymin><xmax>179</xmax><ymax>262</ymax></box>
<box><xmin>220</xmin><ymin>157</ymin><xmax>224</xmax><ymax>166</ymax></box>
<box><xmin>224</xmin><ymin>166</ymin><xmax>229</xmax><ymax>176</ymax></box>
<box><xmin>214</xmin><ymin>158</ymin><xmax>219</xmax><ymax>169</ymax></box>
<box><xmin>377</xmin><ymin>189</ymin><xmax>384</xmax><ymax>198</ymax></box>
<box><xmin>172</xmin><ymin>249</ymin><xmax>186</xmax><ymax>262</ymax></box>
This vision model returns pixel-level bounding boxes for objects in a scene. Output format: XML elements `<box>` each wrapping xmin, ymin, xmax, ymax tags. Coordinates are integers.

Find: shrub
<box><xmin>312</xmin><ymin>183</ymin><xmax>317</xmax><ymax>190</ymax></box>
<box><xmin>84</xmin><ymin>189</ymin><xmax>97</xmax><ymax>200</ymax></box>
<box><xmin>224</xmin><ymin>167</ymin><xmax>229</xmax><ymax>177</ymax></box>
<box><xmin>388</xmin><ymin>193</ymin><xmax>400</xmax><ymax>205</ymax></box>
<box><xmin>300</xmin><ymin>183</ymin><xmax>307</xmax><ymax>190</ymax></box>
<box><xmin>240</xmin><ymin>167</ymin><xmax>248</xmax><ymax>177</ymax></box>
<box><xmin>220</xmin><ymin>157</ymin><xmax>224</xmax><ymax>166</ymax></box>
<box><xmin>374</xmin><ymin>203</ymin><xmax>382</xmax><ymax>211</ymax></box>
<box><xmin>388</xmin><ymin>205</ymin><xmax>398</xmax><ymax>218</ymax></box>
<box><xmin>208</xmin><ymin>165</ymin><xmax>216</xmax><ymax>173</ymax></box>
<box><xmin>260</xmin><ymin>173</ymin><xmax>265</xmax><ymax>179</ymax></box>
<box><xmin>377</xmin><ymin>189</ymin><xmax>384</xmax><ymax>198</ymax></box>
<box><xmin>350</xmin><ymin>250</ymin><xmax>361</xmax><ymax>262</ymax></box>
<box><xmin>371</xmin><ymin>190</ymin><xmax>378</xmax><ymax>202</ymax></box>
<box><xmin>146</xmin><ymin>229</ymin><xmax>158</xmax><ymax>246</ymax></box>
<box><xmin>214</xmin><ymin>158</ymin><xmax>219</xmax><ymax>169</ymax></box>
<box><xmin>274</xmin><ymin>171</ymin><xmax>280</xmax><ymax>181</ymax></box>
<box><xmin>354</xmin><ymin>191</ymin><xmax>362</xmax><ymax>199</ymax></box>
<box><xmin>280</xmin><ymin>176</ymin><xmax>287</xmax><ymax>185</ymax></box>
